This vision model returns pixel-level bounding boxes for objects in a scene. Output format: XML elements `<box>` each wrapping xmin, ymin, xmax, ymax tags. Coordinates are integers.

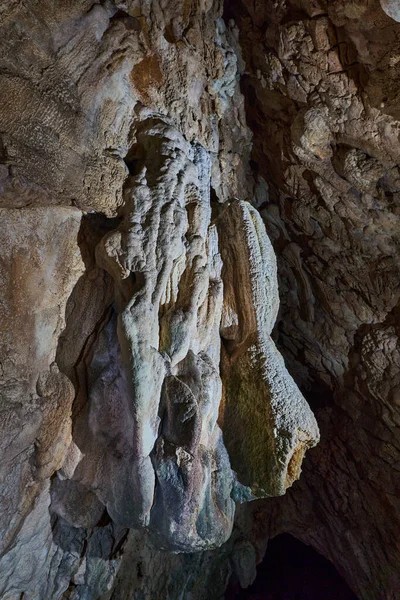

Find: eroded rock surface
<box><xmin>218</xmin><ymin>199</ymin><xmax>318</xmax><ymax>497</ymax></box>
<box><xmin>0</xmin><ymin>207</ymin><xmax>83</xmax><ymax>560</ymax></box>
<box><xmin>222</xmin><ymin>1</ymin><xmax>400</xmax><ymax>599</ymax></box>
<box><xmin>2</xmin><ymin>0</ymin><xmax>399</xmax><ymax>598</ymax></box>
<box><xmin>0</xmin><ymin>1</ymin><xmax>319</xmax><ymax>599</ymax></box>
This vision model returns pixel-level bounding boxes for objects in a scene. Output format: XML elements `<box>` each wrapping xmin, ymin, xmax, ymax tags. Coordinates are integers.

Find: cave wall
<box><xmin>0</xmin><ymin>1</ymin><xmax>319</xmax><ymax>598</ymax></box>
<box><xmin>0</xmin><ymin>0</ymin><xmax>399</xmax><ymax>599</ymax></box>
<box><xmin>223</xmin><ymin>1</ymin><xmax>400</xmax><ymax>599</ymax></box>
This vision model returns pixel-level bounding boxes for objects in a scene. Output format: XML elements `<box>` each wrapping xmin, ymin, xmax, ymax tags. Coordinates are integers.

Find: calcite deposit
<box><xmin>223</xmin><ymin>1</ymin><xmax>400</xmax><ymax>599</ymax></box>
<box><xmin>0</xmin><ymin>1</ymin><xmax>319</xmax><ymax>598</ymax></box>
<box><xmin>1</xmin><ymin>0</ymin><xmax>399</xmax><ymax>599</ymax></box>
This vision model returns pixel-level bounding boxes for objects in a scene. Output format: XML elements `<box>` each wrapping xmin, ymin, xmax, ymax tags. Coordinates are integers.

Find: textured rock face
<box><xmin>218</xmin><ymin>200</ymin><xmax>318</xmax><ymax>497</ymax></box>
<box><xmin>0</xmin><ymin>1</ymin><xmax>319</xmax><ymax>599</ymax></box>
<box><xmin>222</xmin><ymin>1</ymin><xmax>400</xmax><ymax>599</ymax></box>
<box><xmin>2</xmin><ymin>0</ymin><xmax>400</xmax><ymax>598</ymax></box>
<box><xmin>0</xmin><ymin>208</ymin><xmax>83</xmax><ymax>556</ymax></box>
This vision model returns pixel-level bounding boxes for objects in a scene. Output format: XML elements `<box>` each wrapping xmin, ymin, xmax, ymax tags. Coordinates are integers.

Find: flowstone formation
<box><xmin>0</xmin><ymin>1</ymin><xmax>319</xmax><ymax>598</ymax></box>
<box><xmin>222</xmin><ymin>0</ymin><xmax>400</xmax><ymax>599</ymax></box>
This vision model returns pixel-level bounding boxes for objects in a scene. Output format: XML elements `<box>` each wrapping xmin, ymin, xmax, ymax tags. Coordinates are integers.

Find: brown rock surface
<box><xmin>0</xmin><ymin>207</ymin><xmax>83</xmax><ymax>559</ymax></box>
<box><xmin>223</xmin><ymin>0</ymin><xmax>400</xmax><ymax>598</ymax></box>
<box><xmin>0</xmin><ymin>1</ymin><xmax>318</xmax><ymax>599</ymax></box>
<box><xmin>1</xmin><ymin>0</ymin><xmax>399</xmax><ymax>598</ymax></box>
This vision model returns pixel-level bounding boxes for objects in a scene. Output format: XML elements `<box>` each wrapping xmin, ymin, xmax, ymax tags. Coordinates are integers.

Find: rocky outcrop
<box><xmin>0</xmin><ymin>207</ymin><xmax>83</xmax><ymax>558</ymax></box>
<box><xmin>2</xmin><ymin>0</ymin><xmax>400</xmax><ymax>598</ymax></box>
<box><xmin>223</xmin><ymin>1</ymin><xmax>400</xmax><ymax>599</ymax></box>
<box><xmin>218</xmin><ymin>199</ymin><xmax>317</xmax><ymax>497</ymax></box>
<box><xmin>0</xmin><ymin>1</ymin><xmax>319</xmax><ymax>599</ymax></box>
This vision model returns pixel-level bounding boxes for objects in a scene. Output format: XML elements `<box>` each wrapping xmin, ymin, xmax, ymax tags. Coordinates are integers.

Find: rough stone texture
<box><xmin>0</xmin><ymin>1</ymin><xmax>319</xmax><ymax>599</ymax></box>
<box><xmin>222</xmin><ymin>1</ymin><xmax>400</xmax><ymax>599</ymax></box>
<box><xmin>2</xmin><ymin>0</ymin><xmax>400</xmax><ymax>598</ymax></box>
<box><xmin>0</xmin><ymin>207</ymin><xmax>83</xmax><ymax>559</ymax></box>
<box><xmin>218</xmin><ymin>199</ymin><xmax>318</xmax><ymax>497</ymax></box>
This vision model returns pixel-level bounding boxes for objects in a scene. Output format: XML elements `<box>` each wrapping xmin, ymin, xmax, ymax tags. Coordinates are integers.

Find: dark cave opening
<box><xmin>226</xmin><ymin>534</ymin><xmax>358</xmax><ymax>600</ymax></box>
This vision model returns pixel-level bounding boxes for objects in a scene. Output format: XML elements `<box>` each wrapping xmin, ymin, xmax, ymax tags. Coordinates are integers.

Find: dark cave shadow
<box><xmin>226</xmin><ymin>533</ymin><xmax>359</xmax><ymax>600</ymax></box>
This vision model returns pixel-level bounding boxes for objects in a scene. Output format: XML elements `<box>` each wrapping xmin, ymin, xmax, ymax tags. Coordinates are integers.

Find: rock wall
<box><xmin>0</xmin><ymin>1</ymin><xmax>319</xmax><ymax>599</ymax></box>
<box><xmin>1</xmin><ymin>0</ymin><xmax>400</xmax><ymax>599</ymax></box>
<box><xmin>223</xmin><ymin>1</ymin><xmax>400</xmax><ymax>599</ymax></box>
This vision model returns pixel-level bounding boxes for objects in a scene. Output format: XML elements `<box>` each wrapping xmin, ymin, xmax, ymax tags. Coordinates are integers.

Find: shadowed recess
<box><xmin>226</xmin><ymin>534</ymin><xmax>359</xmax><ymax>600</ymax></box>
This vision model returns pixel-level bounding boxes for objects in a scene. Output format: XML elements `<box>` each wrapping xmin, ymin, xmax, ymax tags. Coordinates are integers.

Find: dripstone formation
<box><xmin>0</xmin><ymin>1</ymin><xmax>318</xmax><ymax>598</ymax></box>
<box><xmin>223</xmin><ymin>1</ymin><xmax>400</xmax><ymax>599</ymax></box>
<box><xmin>0</xmin><ymin>0</ymin><xmax>399</xmax><ymax>599</ymax></box>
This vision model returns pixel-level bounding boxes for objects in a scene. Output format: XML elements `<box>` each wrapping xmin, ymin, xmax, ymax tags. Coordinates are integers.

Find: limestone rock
<box><xmin>4</xmin><ymin>0</ymin><xmax>400</xmax><ymax>597</ymax></box>
<box><xmin>224</xmin><ymin>0</ymin><xmax>400</xmax><ymax>597</ymax></box>
<box><xmin>380</xmin><ymin>0</ymin><xmax>400</xmax><ymax>22</ymax></box>
<box><xmin>6</xmin><ymin>0</ymin><xmax>399</xmax><ymax>598</ymax></box>
<box><xmin>0</xmin><ymin>207</ymin><xmax>83</xmax><ymax>559</ymax></box>
<box><xmin>218</xmin><ymin>200</ymin><xmax>319</xmax><ymax>497</ymax></box>
<box><xmin>0</xmin><ymin>1</ymin><xmax>318</xmax><ymax>598</ymax></box>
